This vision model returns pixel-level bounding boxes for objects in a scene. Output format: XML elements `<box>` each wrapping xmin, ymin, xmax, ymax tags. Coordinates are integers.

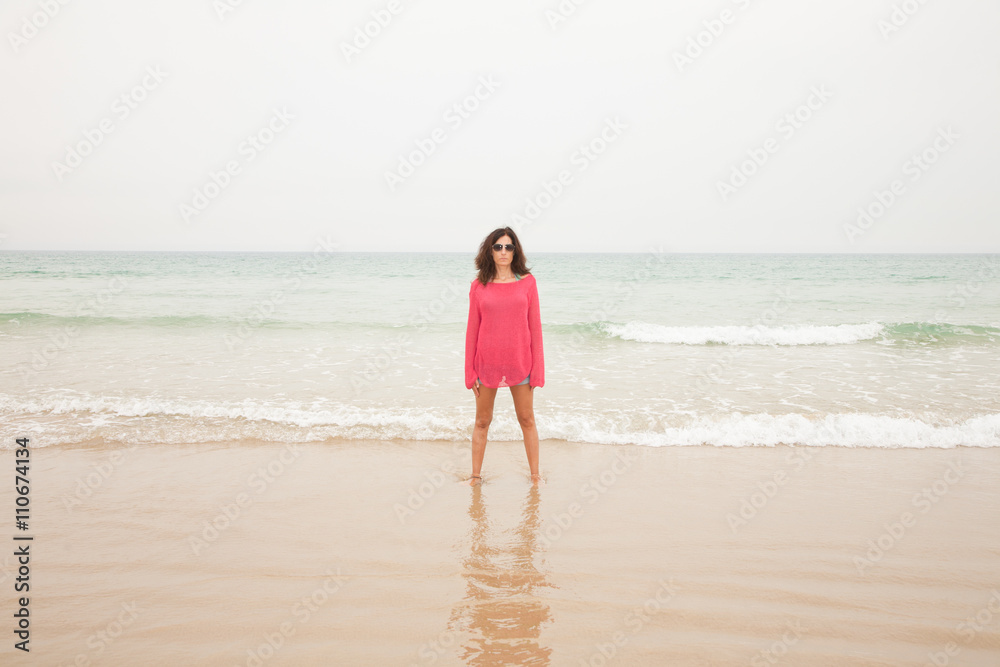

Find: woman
<box><xmin>464</xmin><ymin>227</ymin><xmax>545</xmax><ymax>486</ymax></box>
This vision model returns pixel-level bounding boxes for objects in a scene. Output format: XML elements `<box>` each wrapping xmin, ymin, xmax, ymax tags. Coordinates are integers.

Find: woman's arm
<box><xmin>465</xmin><ymin>281</ymin><xmax>480</xmax><ymax>389</ymax></box>
<box><xmin>528</xmin><ymin>279</ymin><xmax>544</xmax><ymax>388</ymax></box>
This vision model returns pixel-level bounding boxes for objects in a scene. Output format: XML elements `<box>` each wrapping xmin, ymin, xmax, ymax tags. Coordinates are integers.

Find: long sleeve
<box><xmin>527</xmin><ymin>279</ymin><xmax>544</xmax><ymax>388</ymax></box>
<box><xmin>465</xmin><ymin>281</ymin><xmax>480</xmax><ymax>389</ymax></box>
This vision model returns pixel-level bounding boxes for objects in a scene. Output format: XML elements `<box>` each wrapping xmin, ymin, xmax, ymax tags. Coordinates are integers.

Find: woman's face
<box><xmin>492</xmin><ymin>235</ymin><xmax>514</xmax><ymax>267</ymax></box>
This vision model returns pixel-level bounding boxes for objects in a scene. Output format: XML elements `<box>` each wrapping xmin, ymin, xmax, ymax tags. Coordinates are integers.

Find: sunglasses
<box><xmin>492</xmin><ymin>243</ymin><xmax>515</xmax><ymax>252</ymax></box>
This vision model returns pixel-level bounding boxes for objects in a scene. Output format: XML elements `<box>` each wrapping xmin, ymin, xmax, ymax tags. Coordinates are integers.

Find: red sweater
<box><xmin>465</xmin><ymin>273</ymin><xmax>545</xmax><ymax>389</ymax></box>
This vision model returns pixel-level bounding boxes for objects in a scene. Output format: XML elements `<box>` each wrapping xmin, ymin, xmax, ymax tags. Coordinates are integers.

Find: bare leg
<box><xmin>469</xmin><ymin>382</ymin><xmax>497</xmax><ymax>485</ymax></box>
<box><xmin>511</xmin><ymin>384</ymin><xmax>541</xmax><ymax>484</ymax></box>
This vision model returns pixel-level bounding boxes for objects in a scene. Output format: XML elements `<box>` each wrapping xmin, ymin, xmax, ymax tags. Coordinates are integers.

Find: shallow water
<box><xmin>2</xmin><ymin>251</ymin><xmax>998</xmax><ymax>449</ymax></box>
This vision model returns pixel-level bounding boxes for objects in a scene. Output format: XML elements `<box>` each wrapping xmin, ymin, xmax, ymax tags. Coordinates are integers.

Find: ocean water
<box><xmin>1</xmin><ymin>251</ymin><xmax>998</xmax><ymax>449</ymax></box>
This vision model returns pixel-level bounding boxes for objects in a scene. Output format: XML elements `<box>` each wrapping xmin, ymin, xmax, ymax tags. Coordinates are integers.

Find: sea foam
<box><xmin>600</xmin><ymin>321</ymin><xmax>885</xmax><ymax>345</ymax></box>
<box><xmin>4</xmin><ymin>394</ymin><xmax>997</xmax><ymax>449</ymax></box>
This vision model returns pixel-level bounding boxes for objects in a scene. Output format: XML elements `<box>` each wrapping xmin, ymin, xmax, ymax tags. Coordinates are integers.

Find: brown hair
<box><xmin>473</xmin><ymin>227</ymin><xmax>531</xmax><ymax>286</ymax></box>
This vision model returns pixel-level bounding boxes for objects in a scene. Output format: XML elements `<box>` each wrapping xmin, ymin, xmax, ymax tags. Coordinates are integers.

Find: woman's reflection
<box><xmin>447</xmin><ymin>484</ymin><xmax>554</xmax><ymax>666</ymax></box>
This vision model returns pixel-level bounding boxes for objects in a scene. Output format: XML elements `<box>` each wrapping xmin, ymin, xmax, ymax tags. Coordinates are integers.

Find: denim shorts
<box><xmin>477</xmin><ymin>374</ymin><xmax>529</xmax><ymax>387</ymax></box>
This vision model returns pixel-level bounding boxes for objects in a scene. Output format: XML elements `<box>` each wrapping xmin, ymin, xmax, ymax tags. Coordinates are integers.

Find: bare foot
<box><xmin>465</xmin><ymin>475</ymin><xmax>482</xmax><ymax>486</ymax></box>
<box><xmin>530</xmin><ymin>474</ymin><xmax>545</xmax><ymax>486</ymax></box>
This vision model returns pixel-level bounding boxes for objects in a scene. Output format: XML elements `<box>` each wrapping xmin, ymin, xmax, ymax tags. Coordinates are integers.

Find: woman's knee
<box><xmin>516</xmin><ymin>413</ymin><xmax>535</xmax><ymax>429</ymax></box>
<box><xmin>475</xmin><ymin>414</ymin><xmax>493</xmax><ymax>430</ymax></box>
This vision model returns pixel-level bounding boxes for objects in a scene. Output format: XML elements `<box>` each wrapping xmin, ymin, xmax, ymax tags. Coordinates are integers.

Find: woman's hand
<box><xmin>472</xmin><ymin>378</ymin><xmax>480</xmax><ymax>398</ymax></box>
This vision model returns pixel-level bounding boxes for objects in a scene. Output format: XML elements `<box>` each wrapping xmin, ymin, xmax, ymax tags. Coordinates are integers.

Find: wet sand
<box><xmin>2</xmin><ymin>438</ymin><xmax>999</xmax><ymax>666</ymax></box>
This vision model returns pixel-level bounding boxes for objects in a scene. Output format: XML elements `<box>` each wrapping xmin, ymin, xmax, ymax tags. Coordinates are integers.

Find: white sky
<box><xmin>1</xmin><ymin>0</ymin><xmax>998</xmax><ymax>252</ymax></box>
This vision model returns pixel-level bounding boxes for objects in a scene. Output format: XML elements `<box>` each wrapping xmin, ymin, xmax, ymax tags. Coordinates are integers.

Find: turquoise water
<box><xmin>1</xmin><ymin>251</ymin><xmax>998</xmax><ymax>448</ymax></box>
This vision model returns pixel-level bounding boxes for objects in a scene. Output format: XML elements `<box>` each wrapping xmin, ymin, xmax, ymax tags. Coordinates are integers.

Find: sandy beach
<box><xmin>1</xmin><ymin>439</ymin><xmax>997</xmax><ymax>666</ymax></box>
